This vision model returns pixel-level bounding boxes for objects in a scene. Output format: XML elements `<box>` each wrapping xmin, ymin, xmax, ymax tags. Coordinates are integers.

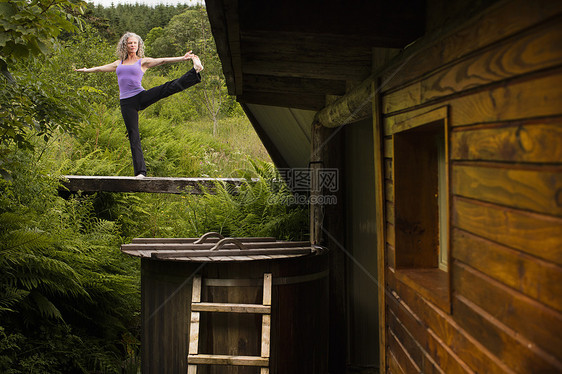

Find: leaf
<box><xmin>30</xmin><ymin>291</ymin><xmax>62</xmax><ymax>320</ymax></box>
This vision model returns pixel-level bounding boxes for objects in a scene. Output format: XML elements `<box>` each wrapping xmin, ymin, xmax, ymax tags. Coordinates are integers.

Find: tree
<box><xmin>146</xmin><ymin>7</ymin><xmax>231</xmax><ymax>136</ymax></box>
<box><xmin>0</xmin><ymin>0</ymin><xmax>87</xmax><ymax>176</ymax></box>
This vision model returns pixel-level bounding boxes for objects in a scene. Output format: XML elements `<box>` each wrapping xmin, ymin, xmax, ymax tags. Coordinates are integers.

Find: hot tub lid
<box><xmin>121</xmin><ymin>232</ymin><xmax>326</xmax><ymax>262</ymax></box>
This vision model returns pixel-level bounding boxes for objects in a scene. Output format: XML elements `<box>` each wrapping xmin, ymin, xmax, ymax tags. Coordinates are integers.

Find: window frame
<box><xmin>391</xmin><ymin>106</ymin><xmax>451</xmax><ymax>312</ymax></box>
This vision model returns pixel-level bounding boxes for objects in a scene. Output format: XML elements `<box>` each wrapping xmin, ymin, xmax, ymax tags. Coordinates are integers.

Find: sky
<box><xmin>89</xmin><ymin>0</ymin><xmax>202</xmax><ymax>7</ymax></box>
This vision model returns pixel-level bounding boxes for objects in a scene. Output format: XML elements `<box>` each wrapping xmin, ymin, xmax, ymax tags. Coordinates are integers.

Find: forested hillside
<box><xmin>0</xmin><ymin>1</ymin><xmax>307</xmax><ymax>372</ymax></box>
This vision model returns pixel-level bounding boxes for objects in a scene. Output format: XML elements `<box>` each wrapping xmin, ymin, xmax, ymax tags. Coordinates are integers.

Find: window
<box><xmin>392</xmin><ymin>107</ymin><xmax>450</xmax><ymax>311</ymax></box>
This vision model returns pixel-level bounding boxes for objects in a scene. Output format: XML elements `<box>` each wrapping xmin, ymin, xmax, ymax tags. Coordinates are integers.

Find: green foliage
<box><xmin>0</xmin><ymin>0</ymin><xmax>85</xmax><ymax>68</ymax></box>
<box><xmin>0</xmin><ymin>0</ymin><xmax>89</xmax><ymax>175</ymax></box>
<box><xmin>193</xmin><ymin>159</ymin><xmax>309</xmax><ymax>240</ymax></box>
<box><xmin>0</xmin><ymin>4</ymin><xmax>308</xmax><ymax>373</ymax></box>
<box><xmin>90</xmin><ymin>3</ymin><xmax>193</xmax><ymax>42</ymax></box>
<box><xmin>0</xmin><ymin>59</ymin><xmax>87</xmax><ymax>157</ymax></box>
<box><xmin>0</xmin><ymin>149</ymin><xmax>140</xmax><ymax>373</ymax></box>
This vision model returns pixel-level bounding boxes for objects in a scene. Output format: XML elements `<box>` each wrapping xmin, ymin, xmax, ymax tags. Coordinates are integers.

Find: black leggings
<box><xmin>119</xmin><ymin>68</ymin><xmax>201</xmax><ymax>176</ymax></box>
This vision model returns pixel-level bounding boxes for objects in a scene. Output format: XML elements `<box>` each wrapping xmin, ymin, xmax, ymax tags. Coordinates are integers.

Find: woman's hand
<box><xmin>182</xmin><ymin>50</ymin><xmax>195</xmax><ymax>60</ymax></box>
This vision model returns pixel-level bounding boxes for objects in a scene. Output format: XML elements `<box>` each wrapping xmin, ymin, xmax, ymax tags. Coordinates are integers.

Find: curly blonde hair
<box><xmin>116</xmin><ymin>32</ymin><xmax>145</xmax><ymax>61</ymax></box>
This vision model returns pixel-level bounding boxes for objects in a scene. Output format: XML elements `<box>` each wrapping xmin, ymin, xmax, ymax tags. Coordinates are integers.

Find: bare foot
<box><xmin>192</xmin><ymin>55</ymin><xmax>204</xmax><ymax>73</ymax></box>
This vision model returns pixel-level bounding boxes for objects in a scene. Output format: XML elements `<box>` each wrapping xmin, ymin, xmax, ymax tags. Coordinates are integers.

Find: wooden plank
<box><xmin>386</xmin><ymin>244</ymin><xmax>395</xmax><ymax>270</ymax></box>
<box><xmin>151</xmin><ymin>247</ymin><xmax>312</xmax><ymax>259</ymax></box>
<box><xmin>242</xmin><ymin>57</ymin><xmax>371</xmax><ymax>82</ymax></box>
<box><xmin>384</xmin><ymin>159</ymin><xmax>393</xmax><ymax>180</ymax></box>
<box><xmin>422</xmin><ymin>18</ymin><xmax>562</xmax><ymax>101</ymax></box>
<box><xmin>388</xmin><ymin>106</ymin><xmax>448</xmax><ymax>135</ymax></box>
<box><xmin>243</xmin><ymin>74</ymin><xmax>346</xmax><ymax>96</ymax></box>
<box><xmin>189</xmin><ymin>275</ymin><xmax>201</xmax><ymax>356</ymax></box>
<box><xmin>387</xmin><ymin>292</ymin><xmax>475</xmax><ymax>374</ymax></box>
<box><xmin>388</xmin><ymin>329</ymin><xmax>421</xmax><ymax>373</ymax></box>
<box><xmin>132</xmin><ymin>237</ymin><xmax>276</xmax><ymax>244</ymax></box>
<box><xmin>452</xmin><ymin>163</ymin><xmax>562</xmax><ymax>217</ymax></box>
<box><xmin>386</xmin><ymin>270</ymin><xmax>515</xmax><ymax>374</ymax></box>
<box><xmin>238</xmin><ymin>90</ymin><xmax>326</xmax><ymax>111</ymax></box>
<box><xmin>452</xmin><ymin>197</ymin><xmax>562</xmax><ymax>265</ymax></box>
<box><xmin>141</xmin><ymin>259</ymin><xmax>193</xmax><ymax>373</ymax></box>
<box><xmin>385</xmin><ymin>180</ymin><xmax>394</xmax><ymax>202</ymax></box>
<box><xmin>386</xmin><ymin>201</ymin><xmax>394</xmax><ymax>225</ymax></box>
<box><xmin>450</xmin><ymin>119</ymin><xmax>562</xmax><ymax>163</ymax></box>
<box><xmin>384</xmin><ymin>138</ymin><xmax>393</xmax><ymax>158</ymax></box>
<box><xmin>454</xmin><ymin>263</ymin><xmax>562</xmax><ymax>362</ymax></box>
<box><xmin>394</xmin><ymin>269</ymin><xmax>450</xmax><ymax>313</ymax></box>
<box><xmin>222</xmin><ymin>0</ymin><xmax>242</xmax><ymax>94</ymax></box>
<box><xmin>384</xmin><ymin>70</ymin><xmax>562</xmax><ymax>132</ymax></box>
<box><xmin>188</xmin><ymin>354</ymin><xmax>269</xmax><ymax>366</ymax></box>
<box><xmin>383</xmin><ymin>81</ymin><xmax>421</xmax><ymax>115</ymax></box>
<box><xmin>187</xmin><ymin>364</ymin><xmax>196</xmax><ymax>374</ymax></box>
<box><xmin>126</xmin><ymin>241</ymin><xmax>310</xmax><ymax>251</ymax></box>
<box><xmin>453</xmin><ymin>294</ymin><xmax>562</xmax><ymax>373</ymax></box>
<box><xmin>373</xmin><ymin>86</ymin><xmax>387</xmax><ymax>373</ymax></box>
<box><xmin>380</xmin><ymin>0</ymin><xmax>562</xmax><ymax>91</ymax></box>
<box><xmin>205</xmin><ymin>0</ymin><xmax>236</xmax><ymax>94</ymax></box>
<box><xmin>191</xmin><ymin>302</ymin><xmax>271</xmax><ymax>314</ymax></box>
<box><xmin>388</xmin><ymin>351</ymin><xmax>405</xmax><ymax>374</ymax></box>
<box><xmin>387</xmin><ymin>307</ymin><xmax>424</xmax><ymax>372</ymax></box>
<box><xmin>60</xmin><ymin>175</ymin><xmax>249</xmax><ymax>194</ymax></box>
<box><xmin>386</xmin><ymin>223</ymin><xmax>395</xmax><ymax>248</ymax></box>
<box><xmin>450</xmin><ymin>69</ymin><xmax>562</xmax><ymax>126</ymax></box>
<box><xmin>261</xmin><ymin>314</ymin><xmax>270</xmax><ymax>356</ymax></box>
<box><xmin>384</xmin><ymin>17</ymin><xmax>562</xmax><ymax>113</ymax></box>
<box><xmin>453</xmin><ymin>228</ymin><xmax>562</xmax><ymax>312</ymax></box>
<box><xmin>239</xmin><ymin>1</ymin><xmax>424</xmax><ymax>45</ymax></box>
<box><xmin>262</xmin><ymin>273</ymin><xmax>271</xmax><ymax>306</ymax></box>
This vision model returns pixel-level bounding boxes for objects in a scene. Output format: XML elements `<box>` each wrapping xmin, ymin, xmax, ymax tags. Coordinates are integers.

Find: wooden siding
<box><xmin>379</xmin><ymin>1</ymin><xmax>562</xmax><ymax>373</ymax></box>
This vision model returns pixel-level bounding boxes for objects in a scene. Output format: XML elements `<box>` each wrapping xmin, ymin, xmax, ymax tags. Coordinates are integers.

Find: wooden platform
<box><xmin>60</xmin><ymin>175</ymin><xmax>254</xmax><ymax>194</ymax></box>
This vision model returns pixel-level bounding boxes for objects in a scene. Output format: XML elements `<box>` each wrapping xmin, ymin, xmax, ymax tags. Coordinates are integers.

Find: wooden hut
<box><xmin>204</xmin><ymin>0</ymin><xmax>562</xmax><ymax>373</ymax></box>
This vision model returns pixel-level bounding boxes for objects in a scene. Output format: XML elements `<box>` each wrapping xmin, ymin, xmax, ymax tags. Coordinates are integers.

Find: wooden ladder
<box><xmin>188</xmin><ymin>273</ymin><xmax>272</xmax><ymax>374</ymax></box>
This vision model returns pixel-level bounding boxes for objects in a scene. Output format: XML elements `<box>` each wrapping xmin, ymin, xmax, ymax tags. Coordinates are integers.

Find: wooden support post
<box><xmin>311</xmin><ymin>119</ymin><xmax>347</xmax><ymax>373</ymax></box>
<box><xmin>372</xmin><ymin>81</ymin><xmax>387</xmax><ymax>373</ymax></box>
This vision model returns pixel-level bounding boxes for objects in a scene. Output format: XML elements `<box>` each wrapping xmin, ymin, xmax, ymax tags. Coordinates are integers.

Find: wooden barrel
<box><xmin>125</xmin><ymin>235</ymin><xmax>329</xmax><ymax>374</ymax></box>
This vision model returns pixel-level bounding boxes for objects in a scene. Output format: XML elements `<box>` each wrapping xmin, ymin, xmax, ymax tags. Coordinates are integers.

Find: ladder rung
<box><xmin>192</xmin><ymin>302</ymin><xmax>271</xmax><ymax>314</ymax></box>
<box><xmin>188</xmin><ymin>354</ymin><xmax>269</xmax><ymax>366</ymax></box>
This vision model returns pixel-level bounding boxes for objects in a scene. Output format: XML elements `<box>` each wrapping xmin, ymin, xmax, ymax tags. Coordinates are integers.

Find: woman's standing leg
<box><xmin>120</xmin><ymin>99</ymin><xmax>147</xmax><ymax>176</ymax></box>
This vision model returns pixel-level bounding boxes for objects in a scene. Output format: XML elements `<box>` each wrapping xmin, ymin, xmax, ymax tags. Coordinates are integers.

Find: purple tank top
<box><xmin>116</xmin><ymin>59</ymin><xmax>145</xmax><ymax>99</ymax></box>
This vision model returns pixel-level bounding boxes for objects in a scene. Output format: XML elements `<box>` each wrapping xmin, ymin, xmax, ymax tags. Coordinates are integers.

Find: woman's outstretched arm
<box><xmin>74</xmin><ymin>60</ymin><xmax>119</xmax><ymax>73</ymax></box>
<box><xmin>141</xmin><ymin>51</ymin><xmax>197</xmax><ymax>69</ymax></box>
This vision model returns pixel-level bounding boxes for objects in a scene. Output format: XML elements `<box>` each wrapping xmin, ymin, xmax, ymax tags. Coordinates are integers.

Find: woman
<box><xmin>75</xmin><ymin>31</ymin><xmax>203</xmax><ymax>178</ymax></box>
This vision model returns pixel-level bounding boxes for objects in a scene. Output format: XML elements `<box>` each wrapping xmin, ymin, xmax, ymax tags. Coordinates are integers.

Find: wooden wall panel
<box><xmin>381</xmin><ymin>0</ymin><xmax>562</xmax><ymax>92</ymax></box>
<box><xmin>386</xmin><ymin>69</ymin><xmax>562</xmax><ymax>134</ymax></box>
<box><xmin>388</xmin><ymin>329</ymin><xmax>421</xmax><ymax>373</ymax></box>
<box><xmin>379</xmin><ymin>2</ymin><xmax>562</xmax><ymax>373</ymax></box>
<box><xmin>386</xmin><ymin>271</ymin><xmax>510</xmax><ymax>374</ymax></box>
<box><xmin>450</xmin><ymin>119</ymin><xmax>562</xmax><ymax>163</ymax></box>
<box><xmin>387</xmin><ymin>292</ymin><xmax>468</xmax><ymax>374</ymax></box>
<box><xmin>453</xmin><ymin>229</ymin><xmax>562</xmax><ymax>312</ymax></box>
<box><xmin>388</xmin><ymin>351</ymin><xmax>406</xmax><ymax>374</ymax></box>
<box><xmin>383</xmin><ymin>17</ymin><xmax>562</xmax><ymax>114</ymax></box>
<box><xmin>452</xmin><ymin>163</ymin><xmax>562</xmax><ymax>217</ymax></box>
<box><xmin>452</xmin><ymin>197</ymin><xmax>562</xmax><ymax>265</ymax></box>
<box><xmin>453</xmin><ymin>263</ymin><xmax>562</xmax><ymax>363</ymax></box>
<box><xmin>453</xmin><ymin>295</ymin><xmax>562</xmax><ymax>374</ymax></box>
